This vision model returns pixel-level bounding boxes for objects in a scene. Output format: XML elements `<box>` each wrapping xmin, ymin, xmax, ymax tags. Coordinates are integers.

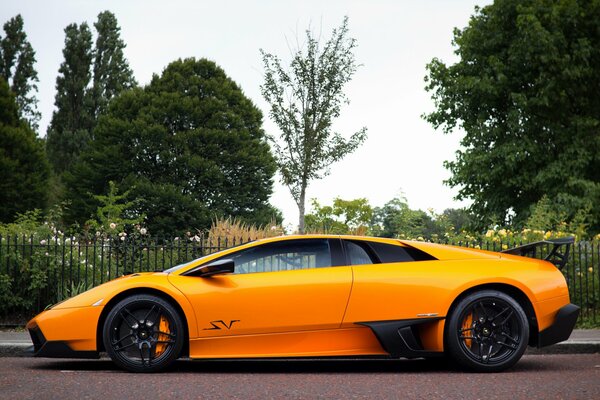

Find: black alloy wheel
<box><xmin>446</xmin><ymin>290</ymin><xmax>529</xmax><ymax>372</ymax></box>
<box><xmin>103</xmin><ymin>294</ymin><xmax>184</xmax><ymax>372</ymax></box>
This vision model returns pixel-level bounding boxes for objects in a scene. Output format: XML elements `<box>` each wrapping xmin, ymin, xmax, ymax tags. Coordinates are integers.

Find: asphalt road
<box><xmin>2</xmin><ymin>355</ymin><xmax>599</xmax><ymax>399</ymax></box>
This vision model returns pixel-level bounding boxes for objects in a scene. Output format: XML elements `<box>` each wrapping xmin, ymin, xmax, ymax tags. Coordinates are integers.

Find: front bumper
<box><xmin>28</xmin><ymin>325</ymin><xmax>99</xmax><ymax>359</ymax></box>
<box><xmin>537</xmin><ymin>303</ymin><xmax>580</xmax><ymax>348</ymax></box>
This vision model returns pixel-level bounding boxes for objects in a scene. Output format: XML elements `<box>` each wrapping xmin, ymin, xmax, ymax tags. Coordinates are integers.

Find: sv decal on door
<box><xmin>203</xmin><ymin>320</ymin><xmax>240</xmax><ymax>330</ymax></box>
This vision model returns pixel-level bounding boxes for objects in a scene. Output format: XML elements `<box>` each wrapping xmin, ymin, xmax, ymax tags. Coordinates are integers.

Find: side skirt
<box><xmin>356</xmin><ymin>318</ymin><xmax>445</xmax><ymax>358</ymax></box>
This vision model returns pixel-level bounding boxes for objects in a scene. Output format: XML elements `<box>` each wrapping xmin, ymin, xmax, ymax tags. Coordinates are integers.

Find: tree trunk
<box><xmin>298</xmin><ymin>186</ymin><xmax>306</xmax><ymax>234</ymax></box>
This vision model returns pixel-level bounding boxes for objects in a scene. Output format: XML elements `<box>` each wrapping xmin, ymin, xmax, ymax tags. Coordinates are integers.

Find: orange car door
<box><xmin>168</xmin><ymin>238</ymin><xmax>353</xmax><ymax>337</ymax></box>
<box><xmin>340</xmin><ymin>239</ymin><xmax>443</xmax><ymax>324</ymax></box>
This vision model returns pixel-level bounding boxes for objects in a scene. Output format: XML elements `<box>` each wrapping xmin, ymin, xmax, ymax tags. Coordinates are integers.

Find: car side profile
<box><xmin>27</xmin><ymin>235</ymin><xmax>579</xmax><ymax>372</ymax></box>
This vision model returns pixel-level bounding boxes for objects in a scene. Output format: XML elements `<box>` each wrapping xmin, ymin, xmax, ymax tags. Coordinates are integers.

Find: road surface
<box><xmin>1</xmin><ymin>354</ymin><xmax>599</xmax><ymax>399</ymax></box>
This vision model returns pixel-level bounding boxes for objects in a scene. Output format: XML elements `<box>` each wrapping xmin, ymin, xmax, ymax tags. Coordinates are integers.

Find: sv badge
<box><xmin>203</xmin><ymin>320</ymin><xmax>240</xmax><ymax>330</ymax></box>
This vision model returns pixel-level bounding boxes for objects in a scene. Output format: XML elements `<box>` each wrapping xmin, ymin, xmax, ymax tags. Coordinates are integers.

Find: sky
<box><xmin>1</xmin><ymin>0</ymin><xmax>492</xmax><ymax>230</ymax></box>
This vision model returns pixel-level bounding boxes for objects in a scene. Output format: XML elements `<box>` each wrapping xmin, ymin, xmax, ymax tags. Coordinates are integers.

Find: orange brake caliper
<box><xmin>154</xmin><ymin>315</ymin><xmax>170</xmax><ymax>356</ymax></box>
<box><xmin>462</xmin><ymin>313</ymin><xmax>473</xmax><ymax>348</ymax></box>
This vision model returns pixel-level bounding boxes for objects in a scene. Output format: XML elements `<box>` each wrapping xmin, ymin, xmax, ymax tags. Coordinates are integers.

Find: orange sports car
<box><xmin>26</xmin><ymin>235</ymin><xmax>578</xmax><ymax>372</ymax></box>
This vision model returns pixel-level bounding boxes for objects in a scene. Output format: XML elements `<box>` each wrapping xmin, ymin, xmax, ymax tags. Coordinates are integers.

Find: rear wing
<box><xmin>501</xmin><ymin>237</ymin><xmax>574</xmax><ymax>270</ymax></box>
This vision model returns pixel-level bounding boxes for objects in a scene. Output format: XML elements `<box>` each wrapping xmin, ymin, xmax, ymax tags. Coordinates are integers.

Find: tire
<box><xmin>103</xmin><ymin>294</ymin><xmax>184</xmax><ymax>373</ymax></box>
<box><xmin>445</xmin><ymin>290</ymin><xmax>529</xmax><ymax>372</ymax></box>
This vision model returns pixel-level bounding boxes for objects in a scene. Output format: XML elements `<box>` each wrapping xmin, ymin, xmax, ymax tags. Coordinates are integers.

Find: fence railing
<box><xmin>0</xmin><ymin>235</ymin><xmax>598</xmax><ymax>326</ymax></box>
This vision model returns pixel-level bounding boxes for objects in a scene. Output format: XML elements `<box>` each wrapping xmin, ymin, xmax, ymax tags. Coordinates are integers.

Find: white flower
<box><xmin>140</xmin><ymin>228</ymin><xmax>147</xmax><ymax>235</ymax></box>
<box><xmin>120</xmin><ymin>236</ymin><xmax>126</xmax><ymax>241</ymax></box>
<box><xmin>109</xmin><ymin>223</ymin><xmax>117</xmax><ymax>230</ymax></box>
<box><xmin>192</xmin><ymin>235</ymin><xmax>201</xmax><ymax>242</ymax></box>
<box><xmin>40</xmin><ymin>239</ymin><xmax>47</xmax><ymax>245</ymax></box>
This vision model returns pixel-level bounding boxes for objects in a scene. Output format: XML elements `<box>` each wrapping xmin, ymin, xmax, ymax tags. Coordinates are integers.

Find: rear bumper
<box><xmin>537</xmin><ymin>303</ymin><xmax>580</xmax><ymax>348</ymax></box>
<box><xmin>28</xmin><ymin>325</ymin><xmax>99</xmax><ymax>359</ymax></box>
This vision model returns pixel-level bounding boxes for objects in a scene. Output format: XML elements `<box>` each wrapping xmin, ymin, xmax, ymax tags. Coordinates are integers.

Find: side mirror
<box><xmin>184</xmin><ymin>259</ymin><xmax>235</xmax><ymax>277</ymax></box>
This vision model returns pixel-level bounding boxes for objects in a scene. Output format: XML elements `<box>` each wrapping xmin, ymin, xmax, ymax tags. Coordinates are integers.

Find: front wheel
<box><xmin>446</xmin><ymin>290</ymin><xmax>529</xmax><ymax>372</ymax></box>
<box><xmin>103</xmin><ymin>294</ymin><xmax>184</xmax><ymax>372</ymax></box>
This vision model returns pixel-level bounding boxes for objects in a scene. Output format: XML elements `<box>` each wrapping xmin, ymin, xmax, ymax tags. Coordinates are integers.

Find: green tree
<box><xmin>260</xmin><ymin>17</ymin><xmax>367</xmax><ymax>233</ymax></box>
<box><xmin>424</xmin><ymin>0</ymin><xmax>600</xmax><ymax>233</ymax></box>
<box><xmin>305</xmin><ymin>197</ymin><xmax>373</xmax><ymax>234</ymax></box>
<box><xmin>86</xmin><ymin>181</ymin><xmax>144</xmax><ymax>234</ymax></box>
<box><xmin>89</xmin><ymin>11</ymin><xmax>136</xmax><ymax>121</ymax></box>
<box><xmin>65</xmin><ymin>58</ymin><xmax>278</xmax><ymax>236</ymax></box>
<box><xmin>0</xmin><ymin>78</ymin><xmax>49</xmax><ymax>222</ymax></box>
<box><xmin>0</xmin><ymin>14</ymin><xmax>40</xmax><ymax>129</ymax></box>
<box><xmin>45</xmin><ymin>22</ymin><xmax>93</xmax><ymax>174</ymax></box>
<box><xmin>371</xmin><ymin>197</ymin><xmax>435</xmax><ymax>239</ymax></box>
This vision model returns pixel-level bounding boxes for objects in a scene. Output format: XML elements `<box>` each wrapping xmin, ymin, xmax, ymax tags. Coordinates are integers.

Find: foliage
<box><xmin>85</xmin><ymin>181</ymin><xmax>145</xmax><ymax>236</ymax></box>
<box><xmin>260</xmin><ymin>17</ymin><xmax>367</xmax><ymax>232</ymax></box>
<box><xmin>65</xmin><ymin>58</ymin><xmax>279</xmax><ymax>236</ymax></box>
<box><xmin>46</xmin><ymin>11</ymin><xmax>136</xmax><ymax>176</ymax></box>
<box><xmin>424</xmin><ymin>0</ymin><xmax>600</xmax><ymax>234</ymax></box>
<box><xmin>0</xmin><ymin>14</ymin><xmax>40</xmax><ymax>129</ymax></box>
<box><xmin>89</xmin><ymin>11</ymin><xmax>136</xmax><ymax>121</ymax></box>
<box><xmin>0</xmin><ymin>78</ymin><xmax>49</xmax><ymax>223</ymax></box>
<box><xmin>45</xmin><ymin>22</ymin><xmax>93</xmax><ymax>174</ymax></box>
<box><xmin>305</xmin><ymin>198</ymin><xmax>372</xmax><ymax>235</ymax></box>
<box><xmin>371</xmin><ymin>196</ymin><xmax>439</xmax><ymax>240</ymax></box>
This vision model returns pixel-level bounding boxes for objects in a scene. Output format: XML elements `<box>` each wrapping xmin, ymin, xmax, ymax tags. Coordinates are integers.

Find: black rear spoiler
<box><xmin>500</xmin><ymin>237</ymin><xmax>574</xmax><ymax>270</ymax></box>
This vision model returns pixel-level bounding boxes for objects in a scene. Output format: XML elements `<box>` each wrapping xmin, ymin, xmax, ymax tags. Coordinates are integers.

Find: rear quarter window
<box><xmin>368</xmin><ymin>242</ymin><xmax>436</xmax><ymax>263</ymax></box>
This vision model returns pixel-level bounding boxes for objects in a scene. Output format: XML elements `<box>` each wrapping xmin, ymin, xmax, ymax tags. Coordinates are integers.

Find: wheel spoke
<box><xmin>498</xmin><ymin>310</ymin><xmax>514</xmax><ymax>326</ymax></box>
<box><xmin>477</xmin><ymin>302</ymin><xmax>489</xmax><ymax>319</ymax></box>
<box><xmin>155</xmin><ymin>339</ymin><xmax>175</xmax><ymax>344</ymax></box>
<box><xmin>460</xmin><ymin>335</ymin><xmax>477</xmax><ymax>340</ymax></box>
<box><xmin>460</xmin><ymin>327</ymin><xmax>475</xmax><ymax>333</ymax></box>
<box><xmin>111</xmin><ymin>333</ymin><xmax>134</xmax><ymax>346</ymax></box>
<box><xmin>114</xmin><ymin>341</ymin><xmax>137</xmax><ymax>352</ymax></box>
<box><xmin>491</xmin><ymin>307</ymin><xmax>510</xmax><ymax>322</ymax></box>
<box><xmin>496</xmin><ymin>341</ymin><xmax>517</xmax><ymax>350</ymax></box>
<box><xmin>142</xmin><ymin>305</ymin><xmax>157</xmax><ymax>324</ymax></box>
<box><xmin>500</xmin><ymin>331</ymin><xmax>519</xmax><ymax>343</ymax></box>
<box><xmin>483</xmin><ymin>343</ymin><xmax>493</xmax><ymax>363</ymax></box>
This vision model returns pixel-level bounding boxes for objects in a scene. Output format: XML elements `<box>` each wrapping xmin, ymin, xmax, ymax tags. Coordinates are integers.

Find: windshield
<box><xmin>163</xmin><ymin>240</ymin><xmax>255</xmax><ymax>274</ymax></box>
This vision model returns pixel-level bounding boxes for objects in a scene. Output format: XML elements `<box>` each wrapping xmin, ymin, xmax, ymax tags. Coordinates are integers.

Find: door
<box><xmin>168</xmin><ymin>238</ymin><xmax>353</xmax><ymax>337</ymax></box>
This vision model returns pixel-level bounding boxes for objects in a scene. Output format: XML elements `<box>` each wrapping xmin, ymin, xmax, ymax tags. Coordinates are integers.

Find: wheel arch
<box><xmin>96</xmin><ymin>287</ymin><xmax>190</xmax><ymax>357</ymax></box>
<box><xmin>445</xmin><ymin>283</ymin><xmax>539</xmax><ymax>347</ymax></box>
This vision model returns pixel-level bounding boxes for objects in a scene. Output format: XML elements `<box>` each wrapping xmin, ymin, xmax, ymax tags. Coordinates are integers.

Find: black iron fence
<box><xmin>0</xmin><ymin>234</ymin><xmax>598</xmax><ymax>325</ymax></box>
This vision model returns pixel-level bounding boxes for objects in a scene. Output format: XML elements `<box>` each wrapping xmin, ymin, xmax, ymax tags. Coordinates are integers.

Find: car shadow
<box><xmin>28</xmin><ymin>356</ymin><xmax>547</xmax><ymax>374</ymax></box>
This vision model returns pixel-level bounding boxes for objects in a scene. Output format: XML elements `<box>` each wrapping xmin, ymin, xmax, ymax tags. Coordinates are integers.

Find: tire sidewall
<box><xmin>446</xmin><ymin>290</ymin><xmax>529</xmax><ymax>372</ymax></box>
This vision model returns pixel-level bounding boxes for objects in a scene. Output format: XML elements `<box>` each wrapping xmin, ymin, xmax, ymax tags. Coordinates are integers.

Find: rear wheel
<box><xmin>446</xmin><ymin>290</ymin><xmax>529</xmax><ymax>372</ymax></box>
<box><xmin>103</xmin><ymin>294</ymin><xmax>184</xmax><ymax>372</ymax></box>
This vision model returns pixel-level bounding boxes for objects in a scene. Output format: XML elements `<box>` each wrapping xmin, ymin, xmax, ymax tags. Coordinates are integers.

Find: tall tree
<box><xmin>90</xmin><ymin>11</ymin><xmax>136</xmax><ymax>121</ymax></box>
<box><xmin>424</xmin><ymin>0</ymin><xmax>600</xmax><ymax>233</ymax></box>
<box><xmin>0</xmin><ymin>14</ymin><xmax>40</xmax><ymax>129</ymax></box>
<box><xmin>260</xmin><ymin>17</ymin><xmax>367</xmax><ymax>233</ymax></box>
<box><xmin>45</xmin><ymin>23</ymin><xmax>93</xmax><ymax>174</ymax></box>
<box><xmin>65</xmin><ymin>58</ymin><xmax>278</xmax><ymax>236</ymax></box>
<box><xmin>0</xmin><ymin>78</ymin><xmax>49</xmax><ymax>222</ymax></box>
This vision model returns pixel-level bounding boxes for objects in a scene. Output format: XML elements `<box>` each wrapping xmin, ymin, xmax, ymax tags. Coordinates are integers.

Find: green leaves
<box><xmin>0</xmin><ymin>14</ymin><xmax>40</xmax><ymax>129</ymax></box>
<box><xmin>65</xmin><ymin>58</ymin><xmax>278</xmax><ymax>236</ymax></box>
<box><xmin>424</xmin><ymin>0</ymin><xmax>600</xmax><ymax>234</ymax></box>
<box><xmin>261</xmin><ymin>17</ymin><xmax>367</xmax><ymax>232</ymax></box>
<box><xmin>0</xmin><ymin>78</ymin><xmax>49</xmax><ymax>222</ymax></box>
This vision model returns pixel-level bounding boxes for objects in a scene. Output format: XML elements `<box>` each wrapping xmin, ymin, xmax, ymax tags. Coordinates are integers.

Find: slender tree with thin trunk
<box><xmin>45</xmin><ymin>22</ymin><xmax>93</xmax><ymax>175</ymax></box>
<box><xmin>260</xmin><ymin>17</ymin><xmax>367</xmax><ymax>233</ymax></box>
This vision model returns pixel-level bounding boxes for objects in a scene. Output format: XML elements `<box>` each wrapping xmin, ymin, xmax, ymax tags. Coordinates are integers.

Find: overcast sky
<box><xmin>1</xmin><ymin>0</ymin><xmax>492</xmax><ymax>229</ymax></box>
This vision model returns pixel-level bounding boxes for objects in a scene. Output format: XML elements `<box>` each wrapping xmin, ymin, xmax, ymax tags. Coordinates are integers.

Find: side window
<box><xmin>344</xmin><ymin>241</ymin><xmax>375</xmax><ymax>265</ymax></box>
<box><xmin>368</xmin><ymin>242</ymin><xmax>436</xmax><ymax>263</ymax></box>
<box><xmin>227</xmin><ymin>239</ymin><xmax>332</xmax><ymax>274</ymax></box>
